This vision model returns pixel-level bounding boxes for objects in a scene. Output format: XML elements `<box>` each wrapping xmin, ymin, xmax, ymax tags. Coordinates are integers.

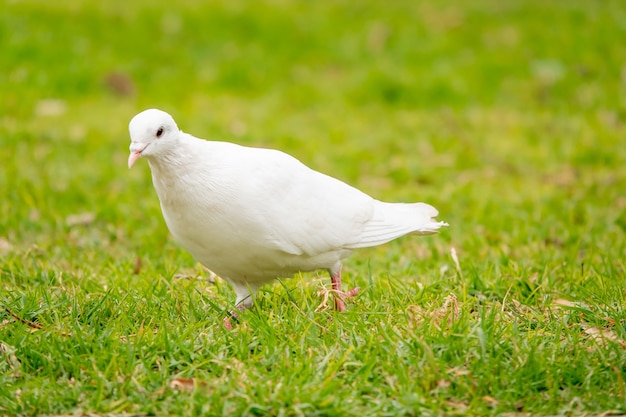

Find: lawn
<box><xmin>1</xmin><ymin>0</ymin><xmax>625</xmax><ymax>415</ymax></box>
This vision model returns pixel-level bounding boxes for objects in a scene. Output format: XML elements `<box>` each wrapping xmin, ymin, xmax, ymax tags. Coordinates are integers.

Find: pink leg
<box><xmin>223</xmin><ymin>312</ymin><xmax>237</xmax><ymax>330</ymax></box>
<box><xmin>329</xmin><ymin>267</ymin><xmax>360</xmax><ymax>312</ymax></box>
<box><xmin>223</xmin><ymin>304</ymin><xmax>248</xmax><ymax>330</ymax></box>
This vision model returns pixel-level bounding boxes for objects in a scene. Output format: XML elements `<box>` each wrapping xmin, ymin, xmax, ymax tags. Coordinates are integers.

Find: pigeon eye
<box><xmin>156</xmin><ymin>127</ymin><xmax>164</xmax><ymax>138</ymax></box>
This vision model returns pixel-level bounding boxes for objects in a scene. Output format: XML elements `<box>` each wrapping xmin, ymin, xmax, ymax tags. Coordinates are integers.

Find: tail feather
<box><xmin>347</xmin><ymin>201</ymin><xmax>448</xmax><ymax>249</ymax></box>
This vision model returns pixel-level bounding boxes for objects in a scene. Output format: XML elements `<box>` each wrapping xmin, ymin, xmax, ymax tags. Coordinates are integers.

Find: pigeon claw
<box><xmin>222</xmin><ymin>307</ymin><xmax>244</xmax><ymax>330</ymax></box>
<box><xmin>316</xmin><ymin>285</ymin><xmax>360</xmax><ymax>312</ymax></box>
<box><xmin>327</xmin><ymin>266</ymin><xmax>359</xmax><ymax>312</ymax></box>
<box><xmin>333</xmin><ymin>287</ymin><xmax>361</xmax><ymax>312</ymax></box>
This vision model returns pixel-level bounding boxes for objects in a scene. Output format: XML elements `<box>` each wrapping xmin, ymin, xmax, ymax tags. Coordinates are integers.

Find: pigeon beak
<box><xmin>128</xmin><ymin>151</ymin><xmax>142</xmax><ymax>169</ymax></box>
<box><xmin>128</xmin><ymin>142</ymin><xmax>149</xmax><ymax>169</ymax></box>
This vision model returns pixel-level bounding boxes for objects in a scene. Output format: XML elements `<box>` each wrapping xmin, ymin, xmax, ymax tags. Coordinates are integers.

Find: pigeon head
<box><xmin>128</xmin><ymin>109</ymin><xmax>179</xmax><ymax>168</ymax></box>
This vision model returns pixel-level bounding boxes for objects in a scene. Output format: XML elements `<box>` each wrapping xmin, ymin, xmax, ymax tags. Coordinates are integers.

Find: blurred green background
<box><xmin>1</xmin><ymin>0</ymin><xmax>625</xmax><ymax>415</ymax></box>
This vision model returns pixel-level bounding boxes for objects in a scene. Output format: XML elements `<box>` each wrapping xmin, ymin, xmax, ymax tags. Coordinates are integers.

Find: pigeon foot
<box><xmin>333</xmin><ymin>287</ymin><xmax>360</xmax><ymax>312</ymax></box>
<box><xmin>328</xmin><ymin>266</ymin><xmax>359</xmax><ymax>312</ymax></box>
<box><xmin>222</xmin><ymin>304</ymin><xmax>248</xmax><ymax>330</ymax></box>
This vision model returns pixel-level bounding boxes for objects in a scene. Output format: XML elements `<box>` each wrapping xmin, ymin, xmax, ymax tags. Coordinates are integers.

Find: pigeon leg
<box><xmin>329</xmin><ymin>266</ymin><xmax>360</xmax><ymax>312</ymax></box>
<box><xmin>223</xmin><ymin>283</ymin><xmax>255</xmax><ymax>329</ymax></box>
<box><xmin>223</xmin><ymin>306</ymin><xmax>246</xmax><ymax>330</ymax></box>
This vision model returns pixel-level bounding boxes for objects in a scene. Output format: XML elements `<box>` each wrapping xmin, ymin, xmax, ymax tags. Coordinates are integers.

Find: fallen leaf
<box><xmin>34</xmin><ymin>98</ymin><xmax>66</xmax><ymax>116</ymax></box>
<box><xmin>66</xmin><ymin>212</ymin><xmax>96</xmax><ymax>227</ymax></box>
<box><xmin>447</xmin><ymin>367</ymin><xmax>472</xmax><ymax>377</ymax></box>
<box><xmin>482</xmin><ymin>395</ymin><xmax>499</xmax><ymax>406</ymax></box>
<box><xmin>584</xmin><ymin>326</ymin><xmax>626</xmax><ymax>348</ymax></box>
<box><xmin>173</xmin><ymin>273</ymin><xmax>197</xmax><ymax>280</ymax></box>
<box><xmin>104</xmin><ymin>72</ymin><xmax>135</xmax><ymax>96</ymax></box>
<box><xmin>553</xmin><ymin>298</ymin><xmax>576</xmax><ymax>308</ymax></box>
<box><xmin>436</xmin><ymin>379</ymin><xmax>451</xmax><ymax>388</ymax></box>
<box><xmin>444</xmin><ymin>399</ymin><xmax>469</xmax><ymax>411</ymax></box>
<box><xmin>169</xmin><ymin>378</ymin><xmax>207</xmax><ymax>392</ymax></box>
<box><xmin>0</xmin><ymin>237</ymin><xmax>12</xmax><ymax>254</ymax></box>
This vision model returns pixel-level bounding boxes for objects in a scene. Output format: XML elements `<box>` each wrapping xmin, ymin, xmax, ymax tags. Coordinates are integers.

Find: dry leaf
<box><xmin>169</xmin><ymin>378</ymin><xmax>207</xmax><ymax>392</ymax></box>
<box><xmin>584</xmin><ymin>326</ymin><xmax>626</xmax><ymax>348</ymax></box>
<box><xmin>34</xmin><ymin>98</ymin><xmax>66</xmax><ymax>116</ymax></box>
<box><xmin>0</xmin><ymin>318</ymin><xmax>14</xmax><ymax>329</ymax></box>
<box><xmin>104</xmin><ymin>72</ymin><xmax>135</xmax><ymax>96</ymax></box>
<box><xmin>444</xmin><ymin>399</ymin><xmax>469</xmax><ymax>411</ymax></box>
<box><xmin>553</xmin><ymin>298</ymin><xmax>576</xmax><ymax>308</ymax></box>
<box><xmin>482</xmin><ymin>395</ymin><xmax>499</xmax><ymax>406</ymax></box>
<box><xmin>0</xmin><ymin>237</ymin><xmax>12</xmax><ymax>254</ymax></box>
<box><xmin>447</xmin><ymin>367</ymin><xmax>472</xmax><ymax>377</ymax></box>
<box><xmin>66</xmin><ymin>212</ymin><xmax>96</xmax><ymax>227</ymax></box>
<box><xmin>436</xmin><ymin>379</ymin><xmax>451</xmax><ymax>388</ymax></box>
<box><xmin>173</xmin><ymin>273</ymin><xmax>195</xmax><ymax>280</ymax></box>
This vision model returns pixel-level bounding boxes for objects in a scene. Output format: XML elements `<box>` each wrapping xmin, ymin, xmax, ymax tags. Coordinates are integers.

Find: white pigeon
<box><xmin>128</xmin><ymin>109</ymin><xmax>448</xmax><ymax>313</ymax></box>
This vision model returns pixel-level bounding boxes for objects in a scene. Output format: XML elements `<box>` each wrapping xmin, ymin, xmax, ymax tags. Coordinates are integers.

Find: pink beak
<box><xmin>128</xmin><ymin>151</ymin><xmax>142</xmax><ymax>168</ymax></box>
<box><xmin>128</xmin><ymin>142</ymin><xmax>149</xmax><ymax>168</ymax></box>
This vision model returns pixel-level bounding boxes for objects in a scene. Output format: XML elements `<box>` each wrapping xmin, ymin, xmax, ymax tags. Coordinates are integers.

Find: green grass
<box><xmin>1</xmin><ymin>0</ymin><xmax>625</xmax><ymax>415</ymax></box>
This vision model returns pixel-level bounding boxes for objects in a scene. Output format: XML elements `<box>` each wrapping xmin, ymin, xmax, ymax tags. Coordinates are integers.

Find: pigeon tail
<box><xmin>348</xmin><ymin>201</ymin><xmax>448</xmax><ymax>249</ymax></box>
